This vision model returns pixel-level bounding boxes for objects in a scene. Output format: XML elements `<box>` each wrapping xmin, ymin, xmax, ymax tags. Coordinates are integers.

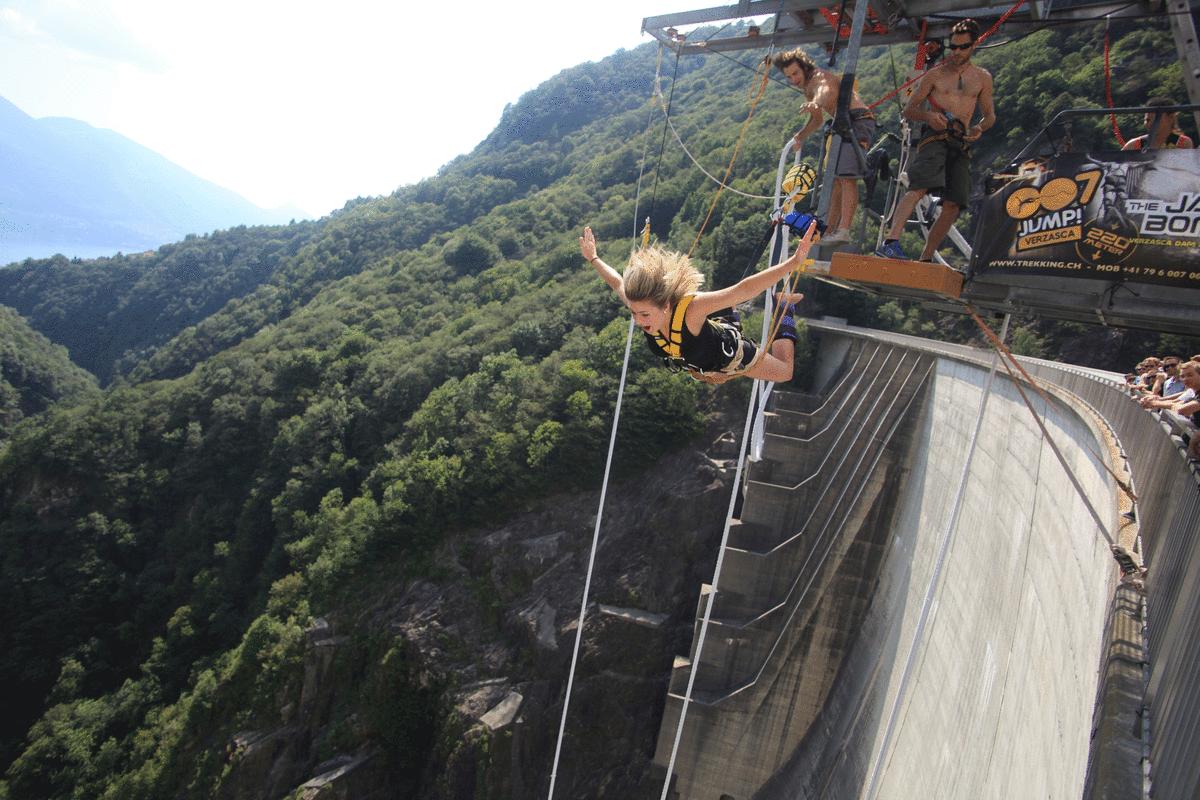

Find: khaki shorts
<box><xmin>906</xmin><ymin>125</ymin><xmax>972</xmax><ymax>208</ymax></box>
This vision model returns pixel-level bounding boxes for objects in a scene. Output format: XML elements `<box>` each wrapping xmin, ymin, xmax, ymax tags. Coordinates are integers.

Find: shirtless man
<box><xmin>771</xmin><ymin>48</ymin><xmax>876</xmax><ymax>244</ymax></box>
<box><xmin>876</xmin><ymin>19</ymin><xmax>995</xmax><ymax>262</ymax></box>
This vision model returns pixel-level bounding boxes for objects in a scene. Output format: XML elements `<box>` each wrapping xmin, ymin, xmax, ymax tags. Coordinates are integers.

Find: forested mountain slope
<box><xmin>0</xmin><ymin>221</ymin><xmax>325</xmax><ymax>384</ymax></box>
<box><xmin>0</xmin><ymin>306</ymin><xmax>98</xmax><ymax>442</ymax></box>
<box><xmin>0</xmin><ymin>17</ymin><xmax>1195</xmax><ymax>799</ymax></box>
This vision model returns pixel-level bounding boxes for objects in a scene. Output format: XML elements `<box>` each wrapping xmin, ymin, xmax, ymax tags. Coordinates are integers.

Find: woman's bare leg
<box><xmin>743</xmin><ymin>340</ymin><xmax>794</xmax><ymax>382</ymax></box>
<box><xmin>744</xmin><ymin>292</ymin><xmax>803</xmax><ymax>382</ymax></box>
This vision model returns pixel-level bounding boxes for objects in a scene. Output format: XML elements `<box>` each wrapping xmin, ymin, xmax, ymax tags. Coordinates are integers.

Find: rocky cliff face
<box><xmin>216</xmin><ymin>412</ymin><xmax>747</xmax><ymax>800</ymax></box>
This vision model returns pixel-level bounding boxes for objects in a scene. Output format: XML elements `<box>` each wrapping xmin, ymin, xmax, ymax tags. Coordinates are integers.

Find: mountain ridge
<box><xmin>0</xmin><ymin>94</ymin><xmax>308</xmax><ymax>263</ymax></box>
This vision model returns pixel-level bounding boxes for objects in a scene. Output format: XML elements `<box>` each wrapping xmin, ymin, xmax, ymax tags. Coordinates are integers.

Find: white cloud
<box><xmin>3</xmin><ymin>0</ymin><xmax>168</xmax><ymax>71</ymax></box>
<box><xmin>0</xmin><ymin>7</ymin><xmax>39</xmax><ymax>37</ymax></box>
<box><xmin>2</xmin><ymin>0</ymin><xmax>661</xmax><ymax>216</ymax></box>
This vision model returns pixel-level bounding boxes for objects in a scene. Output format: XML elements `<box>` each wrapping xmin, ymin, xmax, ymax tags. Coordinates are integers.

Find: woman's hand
<box><xmin>787</xmin><ymin>215</ymin><xmax>821</xmax><ymax>261</ymax></box>
<box><xmin>580</xmin><ymin>227</ymin><xmax>598</xmax><ymax>263</ymax></box>
<box><xmin>583</xmin><ymin>227</ymin><xmax>626</xmax><ymax>296</ymax></box>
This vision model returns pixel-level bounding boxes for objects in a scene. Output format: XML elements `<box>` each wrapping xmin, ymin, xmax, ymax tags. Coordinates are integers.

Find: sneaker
<box><xmin>874</xmin><ymin>240</ymin><xmax>907</xmax><ymax>260</ymax></box>
<box><xmin>822</xmin><ymin>228</ymin><xmax>850</xmax><ymax>245</ymax></box>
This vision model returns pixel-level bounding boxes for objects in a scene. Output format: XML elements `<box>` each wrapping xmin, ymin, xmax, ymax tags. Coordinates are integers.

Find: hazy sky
<box><xmin>0</xmin><ymin>0</ymin><xmax>672</xmax><ymax>217</ymax></box>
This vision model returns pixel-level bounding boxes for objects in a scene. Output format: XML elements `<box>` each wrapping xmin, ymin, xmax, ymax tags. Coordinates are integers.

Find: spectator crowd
<box><xmin>1127</xmin><ymin>354</ymin><xmax>1200</xmax><ymax>459</ymax></box>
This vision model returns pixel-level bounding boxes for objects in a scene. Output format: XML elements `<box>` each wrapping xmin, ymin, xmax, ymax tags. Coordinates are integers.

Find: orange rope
<box><xmin>687</xmin><ymin>60</ymin><xmax>771</xmax><ymax>256</ymax></box>
<box><xmin>968</xmin><ymin>309</ymin><xmax>1137</xmax><ymax>501</ymax></box>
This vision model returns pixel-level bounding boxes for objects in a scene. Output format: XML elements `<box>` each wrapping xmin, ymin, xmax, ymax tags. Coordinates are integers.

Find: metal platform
<box><xmin>642</xmin><ymin>0</ymin><xmax>1174</xmax><ymax>57</ymax></box>
<box><xmin>813</xmin><ymin>252</ymin><xmax>964</xmax><ymax>302</ymax></box>
<box><xmin>641</xmin><ymin>0</ymin><xmax>1200</xmax><ymax>336</ymax></box>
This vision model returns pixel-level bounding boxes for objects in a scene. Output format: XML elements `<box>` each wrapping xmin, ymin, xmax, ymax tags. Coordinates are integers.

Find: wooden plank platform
<box><xmin>819</xmin><ymin>253</ymin><xmax>964</xmax><ymax>301</ymax></box>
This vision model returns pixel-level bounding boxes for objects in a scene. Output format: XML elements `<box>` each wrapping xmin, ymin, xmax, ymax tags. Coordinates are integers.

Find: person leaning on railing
<box><xmin>1153</xmin><ymin>357</ymin><xmax>1188</xmax><ymax>397</ymax></box>
<box><xmin>1121</xmin><ymin>97</ymin><xmax>1196</xmax><ymax>151</ymax></box>
<box><xmin>1140</xmin><ymin>360</ymin><xmax>1196</xmax><ymax>410</ymax></box>
<box><xmin>1141</xmin><ymin>360</ymin><xmax>1200</xmax><ymax>459</ymax></box>
<box><xmin>1129</xmin><ymin>358</ymin><xmax>1161</xmax><ymax>396</ymax></box>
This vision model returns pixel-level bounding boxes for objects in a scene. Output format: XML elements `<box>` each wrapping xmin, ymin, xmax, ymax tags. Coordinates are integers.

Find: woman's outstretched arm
<box><xmin>687</xmin><ymin>220</ymin><xmax>819</xmax><ymax>322</ymax></box>
<box><xmin>580</xmin><ymin>226</ymin><xmax>628</xmax><ymax>304</ymax></box>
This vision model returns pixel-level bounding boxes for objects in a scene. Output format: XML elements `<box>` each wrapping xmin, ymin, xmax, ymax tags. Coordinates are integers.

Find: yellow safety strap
<box><xmin>650</xmin><ymin>294</ymin><xmax>695</xmax><ymax>359</ymax></box>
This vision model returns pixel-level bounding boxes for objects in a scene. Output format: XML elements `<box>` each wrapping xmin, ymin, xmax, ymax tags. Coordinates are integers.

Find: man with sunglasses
<box><xmin>876</xmin><ymin>18</ymin><xmax>995</xmax><ymax>263</ymax></box>
<box><xmin>1154</xmin><ymin>357</ymin><xmax>1187</xmax><ymax>397</ymax></box>
<box><xmin>1131</xmin><ymin>358</ymin><xmax>1161</xmax><ymax>394</ymax></box>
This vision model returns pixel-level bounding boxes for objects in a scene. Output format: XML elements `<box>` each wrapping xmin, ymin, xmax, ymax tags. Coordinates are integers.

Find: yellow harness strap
<box><xmin>651</xmin><ymin>294</ymin><xmax>694</xmax><ymax>359</ymax></box>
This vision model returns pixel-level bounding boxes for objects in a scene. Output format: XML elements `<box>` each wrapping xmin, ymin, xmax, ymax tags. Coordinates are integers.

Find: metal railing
<box><xmin>1003</xmin><ymin>103</ymin><xmax>1200</xmax><ymax>167</ymax></box>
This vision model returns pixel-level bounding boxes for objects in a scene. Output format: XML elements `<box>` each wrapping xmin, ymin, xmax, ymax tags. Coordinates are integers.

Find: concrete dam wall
<box><xmin>656</xmin><ymin>329</ymin><xmax>1123</xmax><ymax>800</ymax></box>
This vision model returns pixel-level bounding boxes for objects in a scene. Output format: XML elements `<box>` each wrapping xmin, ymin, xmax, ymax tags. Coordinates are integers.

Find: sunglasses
<box><xmin>947</xmin><ymin>42</ymin><xmax>974</xmax><ymax>50</ymax></box>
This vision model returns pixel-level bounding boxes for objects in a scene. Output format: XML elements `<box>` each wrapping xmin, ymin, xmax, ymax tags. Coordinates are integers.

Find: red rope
<box><xmin>819</xmin><ymin>6</ymin><xmax>850</xmax><ymax>38</ymax></box>
<box><xmin>915</xmin><ymin>20</ymin><xmax>929</xmax><ymax>69</ymax></box>
<box><xmin>986</xmin><ymin>0</ymin><xmax>1027</xmax><ymax>37</ymax></box>
<box><xmin>818</xmin><ymin>5</ymin><xmax>890</xmax><ymax>38</ymax></box>
<box><xmin>1105</xmin><ymin>19</ymin><xmax>1126</xmax><ymax>147</ymax></box>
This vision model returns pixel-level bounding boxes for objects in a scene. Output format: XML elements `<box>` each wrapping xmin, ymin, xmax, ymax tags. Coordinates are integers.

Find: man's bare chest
<box><xmin>929</xmin><ymin>70</ymin><xmax>981</xmax><ymax>102</ymax></box>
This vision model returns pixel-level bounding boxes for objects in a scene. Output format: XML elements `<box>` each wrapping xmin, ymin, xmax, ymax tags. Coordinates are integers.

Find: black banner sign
<box><xmin>971</xmin><ymin>149</ymin><xmax>1200</xmax><ymax>288</ymax></box>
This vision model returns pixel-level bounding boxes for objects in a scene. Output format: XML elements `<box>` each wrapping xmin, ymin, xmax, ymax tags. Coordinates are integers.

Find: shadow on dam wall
<box><xmin>655</xmin><ymin>324</ymin><xmax>1125</xmax><ymax>800</ymax></box>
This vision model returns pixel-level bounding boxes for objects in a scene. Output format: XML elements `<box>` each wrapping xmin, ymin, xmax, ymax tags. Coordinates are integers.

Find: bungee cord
<box><xmin>545</xmin><ymin>312</ymin><xmax>636</xmax><ymax>800</ymax></box>
<box><xmin>546</xmin><ymin>54</ymin><xmax>667</xmax><ymax>796</ymax></box>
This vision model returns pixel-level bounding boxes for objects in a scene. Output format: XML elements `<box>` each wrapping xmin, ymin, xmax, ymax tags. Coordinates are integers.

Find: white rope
<box><xmin>656</xmin><ymin>84</ymin><xmax>775</xmax><ymax>201</ymax></box>
<box><xmin>654</xmin><ymin>0</ymin><xmax>789</xmax><ymax>205</ymax></box>
<box><xmin>659</xmin><ymin>374</ymin><xmax>765</xmax><ymax>800</ymax></box>
<box><xmin>547</xmin><ymin>316</ymin><xmax>636</xmax><ymax>800</ymax></box>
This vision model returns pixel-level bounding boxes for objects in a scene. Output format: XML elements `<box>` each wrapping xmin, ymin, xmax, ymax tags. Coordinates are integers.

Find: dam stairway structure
<box><xmin>654</xmin><ymin>320</ymin><xmax>1200</xmax><ymax>800</ymax></box>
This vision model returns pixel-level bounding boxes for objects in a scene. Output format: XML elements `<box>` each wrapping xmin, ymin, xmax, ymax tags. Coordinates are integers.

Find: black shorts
<box><xmin>834</xmin><ymin>108</ymin><xmax>877</xmax><ymax>179</ymax></box>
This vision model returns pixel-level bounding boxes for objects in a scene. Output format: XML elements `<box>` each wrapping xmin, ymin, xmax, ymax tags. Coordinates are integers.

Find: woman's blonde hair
<box><xmin>622</xmin><ymin>245</ymin><xmax>704</xmax><ymax>308</ymax></box>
